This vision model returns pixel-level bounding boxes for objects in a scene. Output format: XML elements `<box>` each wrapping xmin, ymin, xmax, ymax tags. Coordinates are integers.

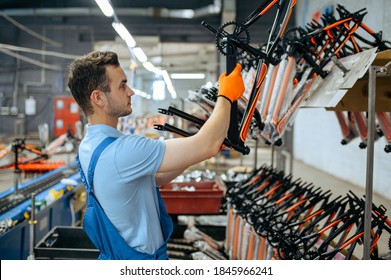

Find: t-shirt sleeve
<box><xmin>113</xmin><ymin>135</ymin><xmax>165</xmax><ymax>183</ymax></box>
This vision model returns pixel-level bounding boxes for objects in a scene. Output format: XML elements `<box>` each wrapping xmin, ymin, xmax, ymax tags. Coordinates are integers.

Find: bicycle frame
<box><xmin>200</xmin><ymin>0</ymin><xmax>297</xmax><ymax>153</ymax></box>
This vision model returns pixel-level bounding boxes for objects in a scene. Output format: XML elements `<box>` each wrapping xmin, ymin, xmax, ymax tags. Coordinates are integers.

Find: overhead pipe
<box><xmin>0</xmin><ymin>11</ymin><xmax>61</xmax><ymax>47</ymax></box>
<box><xmin>0</xmin><ymin>49</ymin><xmax>60</xmax><ymax>71</ymax></box>
<box><xmin>12</xmin><ymin>58</ymin><xmax>20</xmax><ymax>109</ymax></box>
<box><xmin>0</xmin><ymin>43</ymin><xmax>79</xmax><ymax>59</ymax></box>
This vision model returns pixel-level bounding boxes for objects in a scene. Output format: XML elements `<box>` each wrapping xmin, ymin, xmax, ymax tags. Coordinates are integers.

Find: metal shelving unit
<box><xmin>363</xmin><ymin>62</ymin><xmax>391</xmax><ymax>259</ymax></box>
<box><xmin>328</xmin><ymin>49</ymin><xmax>391</xmax><ymax>259</ymax></box>
<box><xmin>294</xmin><ymin>48</ymin><xmax>391</xmax><ymax>259</ymax></box>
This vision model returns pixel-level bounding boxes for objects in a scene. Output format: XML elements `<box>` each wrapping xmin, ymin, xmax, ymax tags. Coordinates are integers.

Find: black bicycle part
<box><xmin>215</xmin><ymin>21</ymin><xmax>251</xmax><ymax>59</ymax></box>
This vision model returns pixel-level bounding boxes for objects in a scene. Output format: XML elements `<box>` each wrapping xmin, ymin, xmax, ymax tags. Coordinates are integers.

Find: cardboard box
<box><xmin>328</xmin><ymin>49</ymin><xmax>391</xmax><ymax>112</ymax></box>
<box><xmin>330</xmin><ymin>75</ymin><xmax>391</xmax><ymax>112</ymax></box>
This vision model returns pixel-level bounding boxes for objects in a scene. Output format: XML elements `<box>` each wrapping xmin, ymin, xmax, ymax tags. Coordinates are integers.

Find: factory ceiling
<box><xmin>0</xmin><ymin>0</ymin><xmax>295</xmax><ymax>86</ymax></box>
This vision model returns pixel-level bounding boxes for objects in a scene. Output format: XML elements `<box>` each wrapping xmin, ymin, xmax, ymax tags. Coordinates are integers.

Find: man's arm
<box><xmin>157</xmin><ymin>64</ymin><xmax>244</xmax><ymax>174</ymax></box>
<box><xmin>155</xmin><ymin>168</ymin><xmax>187</xmax><ymax>186</ymax></box>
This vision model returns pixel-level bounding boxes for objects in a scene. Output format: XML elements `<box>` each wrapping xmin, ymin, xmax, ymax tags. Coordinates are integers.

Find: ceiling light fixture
<box><xmin>162</xmin><ymin>70</ymin><xmax>177</xmax><ymax>99</ymax></box>
<box><xmin>132</xmin><ymin>47</ymin><xmax>148</xmax><ymax>63</ymax></box>
<box><xmin>94</xmin><ymin>0</ymin><xmax>176</xmax><ymax>100</ymax></box>
<box><xmin>170</xmin><ymin>73</ymin><xmax>206</xmax><ymax>80</ymax></box>
<box><xmin>112</xmin><ymin>21</ymin><xmax>136</xmax><ymax>48</ymax></box>
<box><xmin>142</xmin><ymin>61</ymin><xmax>162</xmax><ymax>75</ymax></box>
<box><xmin>95</xmin><ymin>0</ymin><xmax>114</xmax><ymax>17</ymax></box>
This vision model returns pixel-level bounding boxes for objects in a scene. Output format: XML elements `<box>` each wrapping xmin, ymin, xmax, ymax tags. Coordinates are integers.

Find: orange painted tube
<box><xmin>232</xmin><ymin>214</ymin><xmax>242</xmax><ymax>260</ymax></box>
<box><xmin>257</xmin><ymin>236</ymin><xmax>266</xmax><ymax>260</ymax></box>
<box><xmin>246</xmin><ymin>227</ymin><xmax>256</xmax><ymax>260</ymax></box>
<box><xmin>335</xmin><ymin>111</ymin><xmax>350</xmax><ymax>138</ymax></box>
<box><xmin>324</xmin><ymin>17</ymin><xmax>353</xmax><ymax>31</ymax></box>
<box><xmin>353</xmin><ymin>112</ymin><xmax>367</xmax><ymax>141</ymax></box>
<box><xmin>263</xmin><ymin>182</ymin><xmax>282</xmax><ymax>199</ymax></box>
<box><xmin>319</xmin><ymin>218</ymin><xmax>342</xmax><ymax>235</ymax></box>
<box><xmin>239</xmin><ymin>63</ymin><xmax>268</xmax><ymax>143</ymax></box>
<box><xmin>376</xmin><ymin>112</ymin><xmax>391</xmax><ymax>142</ymax></box>
<box><xmin>258</xmin><ymin>0</ymin><xmax>279</xmax><ymax>16</ymax></box>
<box><xmin>276</xmin><ymin>76</ymin><xmax>314</xmax><ymax>135</ymax></box>
<box><xmin>334</xmin><ymin>24</ymin><xmax>359</xmax><ymax>56</ymax></box>
<box><xmin>340</xmin><ymin>232</ymin><xmax>364</xmax><ymax>251</ymax></box>
<box><xmin>277</xmin><ymin>0</ymin><xmax>296</xmax><ymax>39</ymax></box>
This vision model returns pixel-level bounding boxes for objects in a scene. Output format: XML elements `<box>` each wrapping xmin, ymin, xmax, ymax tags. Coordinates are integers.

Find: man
<box><xmin>67</xmin><ymin>50</ymin><xmax>244</xmax><ymax>259</ymax></box>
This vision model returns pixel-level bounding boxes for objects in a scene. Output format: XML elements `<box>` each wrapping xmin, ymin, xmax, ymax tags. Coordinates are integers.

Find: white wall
<box><xmin>293</xmin><ymin>0</ymin><xmax>391</xmax><ymax>200</ymax></box>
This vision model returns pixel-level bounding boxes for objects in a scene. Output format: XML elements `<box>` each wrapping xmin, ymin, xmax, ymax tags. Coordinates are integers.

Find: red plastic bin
<box><xmin>159</xmin><ymin>181</ymin><xmax>224</xmax><ymax>214</ymax></box>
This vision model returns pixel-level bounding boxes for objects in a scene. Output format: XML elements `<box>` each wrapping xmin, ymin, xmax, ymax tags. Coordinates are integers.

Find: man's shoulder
<box><xmin>112</xmin><ymin>134</ymin><xmax>165</xmax><ymax>156</ymax></box>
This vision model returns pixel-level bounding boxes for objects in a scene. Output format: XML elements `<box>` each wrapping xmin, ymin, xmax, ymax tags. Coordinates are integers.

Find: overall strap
<box><xmin>78</xmin><ymin>137</ymin><xmax>117</xmax><ymax>193</ymax></box>
<box><xmin>76</xmin><ymin>135</ymin><xmax>172</xmax><ymax>260</ymax></box>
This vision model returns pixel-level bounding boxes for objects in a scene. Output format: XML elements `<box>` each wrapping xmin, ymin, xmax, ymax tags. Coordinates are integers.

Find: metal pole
<box><xmin>363</xmin><ymin>66</ymin><xmax>379</xmax><ymax>259</ymax></box>
<box><xmin>9</xmin><ymin>139</ymin><xmax>24</xmax><ymax>201</ymax></box>
<box><xmin>254</xmin><ymin>137</ymin><xmax>258</xmax><ymax>170</ymax></box>
<box><xmin>288</xmin><ymin>126</ymin><xmax>294</xmax><ymax>175</ymax></box>
<box><xmin>13</xmin><ymin>142</ymin><xmax>20</xmax><ymax>196</ymax></box>
<box><xmin>28</xmin><ymin>193</ymin><xmax>37</xmax><ymax>260</ymax></box>
<box><xmin>271</xmin><ymin>144</ymin><xmax>275</xmax><ymax>168</ymax></box>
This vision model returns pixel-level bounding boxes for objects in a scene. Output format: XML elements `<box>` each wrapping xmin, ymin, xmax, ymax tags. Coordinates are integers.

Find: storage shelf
<box><xmin>329</xmin><ymin>49</ymin><xmax>391</xmax><ymax>112</ymax></box>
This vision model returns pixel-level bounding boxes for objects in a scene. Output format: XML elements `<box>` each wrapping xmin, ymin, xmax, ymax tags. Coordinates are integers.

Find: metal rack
<box><xmin>363</xmin><ymin>62</ymin><xmax>391</xmax><ymax>259</ymax></box>
<box><xmin>325</xmin><ymin>50</ymin><xmax>391</xmax><ymax>259</ymax></box>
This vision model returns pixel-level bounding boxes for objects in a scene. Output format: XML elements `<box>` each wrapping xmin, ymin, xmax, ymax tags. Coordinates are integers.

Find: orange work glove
<box><xmin>217</xmin><ymin>63</ymin><xmax>245</xmax><ymax>103</ymax></box>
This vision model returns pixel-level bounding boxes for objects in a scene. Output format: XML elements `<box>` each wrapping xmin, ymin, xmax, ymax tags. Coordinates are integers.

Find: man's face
<box><xmin>104</xmin><ymin>65</ymin><xmax>135</xmax><ymax>117</ymax></box>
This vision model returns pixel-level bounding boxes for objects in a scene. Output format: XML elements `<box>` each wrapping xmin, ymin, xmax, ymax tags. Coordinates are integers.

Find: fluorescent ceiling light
<box><xmin>162</xmin><ymin>70</ymin><xmax>177</xmax><ymax>99</ymax></box>
<box><xmin>95</xmin><ymin>0</ymin><xmax>114</xmax><ymax>17</ymax></box>
<box><xmin>112</xmin><ymin>21</ymin><xmax>136</xmax><ymax>48</ymax></box>
<box><xmin>142</xmin><ymin>61</ymin><xmax>162</xmax><ymax>75</ymax></box>
<box><xmin>168</xmin><ymin>9</ymin><xmax>195</xmax><ymax>19</ymax></box>
<box><xmin>170</xmin><ymin>73</ymin><xmax>206</xmax><ymax>80</ymax></box>
<box><xmin>132</xmin><ymin>47</ymin><xmax>148</xmax><ymax>63</ymax></box>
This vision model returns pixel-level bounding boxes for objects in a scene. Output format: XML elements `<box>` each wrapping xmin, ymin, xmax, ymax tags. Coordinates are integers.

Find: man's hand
<box><xmin>217</xmin><ymin>64</ymin><xmax>245</xmax><ymax>103</ymax></box>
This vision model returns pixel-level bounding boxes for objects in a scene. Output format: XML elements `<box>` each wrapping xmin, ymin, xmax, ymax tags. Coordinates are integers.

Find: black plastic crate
<box><xmin>35</xmin><ymin>226</ymin><xmax>99</xmax><ymax>259</ymax></box>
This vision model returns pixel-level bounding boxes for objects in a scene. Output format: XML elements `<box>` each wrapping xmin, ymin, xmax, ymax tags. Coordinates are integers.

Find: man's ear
<box><xmin>90</xmin><ymin>89</ymin><xmax>105</xmax><ymax>107</ymax></box>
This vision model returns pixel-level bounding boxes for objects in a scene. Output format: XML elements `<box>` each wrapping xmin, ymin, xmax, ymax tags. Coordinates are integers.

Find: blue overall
<box><xmin>76</xmin><ymin>137</ymin><xmax>173</xmax><ymax>260</ymax></box>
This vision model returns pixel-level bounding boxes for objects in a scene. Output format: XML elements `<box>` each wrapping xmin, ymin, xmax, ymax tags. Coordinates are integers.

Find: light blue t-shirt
<box><xmin>78</xmin><ymin>124</ymin><xmax>166</xmax><ymax>254</ymax></box>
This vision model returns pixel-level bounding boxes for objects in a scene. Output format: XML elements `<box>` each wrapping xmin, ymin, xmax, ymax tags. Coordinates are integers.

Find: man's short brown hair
<box><xmin>67</xmin><ymin>51</ymin><xmax>120</xmax><ymax>115</ymax></box>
